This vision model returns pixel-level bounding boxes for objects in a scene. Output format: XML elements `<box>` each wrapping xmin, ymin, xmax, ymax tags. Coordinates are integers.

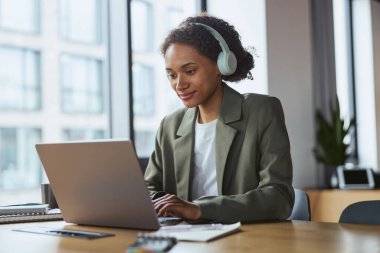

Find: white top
<box><xmin>191</xmin><ymin>118</ymin><xmax>218</xmax><ymax>200</ymax></box>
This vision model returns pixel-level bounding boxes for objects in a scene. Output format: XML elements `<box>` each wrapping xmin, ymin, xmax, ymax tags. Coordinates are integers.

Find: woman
<box><xmin>144</xmin><ymin>14</ymin><xmax>294</xmax><ymax>223</ymax></box>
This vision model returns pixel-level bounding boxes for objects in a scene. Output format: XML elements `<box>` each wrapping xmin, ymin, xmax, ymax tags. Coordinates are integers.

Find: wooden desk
<box><xmin>1</xmin><ymin>221</ymin><xmax>380</xmax><ymax>252</ymax></box>
<box><xmin>306</xmin><ymin>189</ymin><xmax>380</xmax><ymax>222</ymax></box>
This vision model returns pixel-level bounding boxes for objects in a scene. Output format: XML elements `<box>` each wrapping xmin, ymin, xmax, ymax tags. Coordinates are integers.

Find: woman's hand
<box><xmin>152</xmin><ymin>194</ymin><xmax>201</xmax><ymax>220</ymax></box>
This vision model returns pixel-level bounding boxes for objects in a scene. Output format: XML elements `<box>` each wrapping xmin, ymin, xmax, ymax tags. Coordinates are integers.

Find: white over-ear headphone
<box><xmin>194</xmin><ymin>23</ymin><xmax>237</xmax><ymax>76</ymax></box>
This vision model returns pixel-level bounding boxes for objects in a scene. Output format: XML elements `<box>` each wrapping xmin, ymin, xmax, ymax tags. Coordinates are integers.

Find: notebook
<box><xmin>0</xmin><ymin>208</ymin><xmax>62</xmax><ymax>224</ymax></box>
<box><xmin>35</xmin><ymin>139</ymin><xmax>162</xmax><ymax>230</ymax></box>
<box><xmin>0</xmin><ymin>204</ymin><xmax>48</xmax><ymax>215</ymax></box>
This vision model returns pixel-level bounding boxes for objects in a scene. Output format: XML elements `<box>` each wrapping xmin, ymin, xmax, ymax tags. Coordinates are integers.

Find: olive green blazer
<box><xmin>144</xmin><ymin>84</ymin><xmax>294</xmax><ymax>223</ymax></box>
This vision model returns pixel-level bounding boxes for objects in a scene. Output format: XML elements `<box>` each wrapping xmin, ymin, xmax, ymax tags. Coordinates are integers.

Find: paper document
<box><xmin>153</xmin><ymin>222</ymin><xmax>241</xmax><ymax>242</ymax></box>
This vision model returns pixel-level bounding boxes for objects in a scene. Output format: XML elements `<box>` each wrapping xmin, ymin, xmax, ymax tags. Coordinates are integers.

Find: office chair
<box><xmin>339</xmin><ymin>200</ymin><xmax>380</xmax><ymax>225</ymax></box>
<box><xmin>288</xmin><ymin>188</ymin><xmax>311</xmax><ymax>221</ymax></box>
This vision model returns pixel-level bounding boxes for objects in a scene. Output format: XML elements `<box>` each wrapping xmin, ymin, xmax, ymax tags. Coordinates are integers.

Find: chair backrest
<box><xmin>288</xmin><ymin>188</ymin><xmax>311</xmax><ymax>221</ymax></box>
<box><xmin>339</xmin><ymin>200</ymin><xmax>380</xmax><ymax>225</ymax></box>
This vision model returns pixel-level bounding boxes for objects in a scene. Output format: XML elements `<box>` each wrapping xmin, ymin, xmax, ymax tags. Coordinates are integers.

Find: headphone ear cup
<box><xmin>217</xmin><ymin>51</ymin><xmax>237</xmax><ymax>76</ymax></box>
<box><xmin>193</xmin><ymin>23</ymin><xmax>237</xmax><ymax>76</ymax></box>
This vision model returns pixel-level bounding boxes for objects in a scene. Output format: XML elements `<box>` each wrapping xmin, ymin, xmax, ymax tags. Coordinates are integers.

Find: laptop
<box><xmin>35</xmin><ymin>139</ymin><xmax>163</xmax><ymax>230</ymax></box>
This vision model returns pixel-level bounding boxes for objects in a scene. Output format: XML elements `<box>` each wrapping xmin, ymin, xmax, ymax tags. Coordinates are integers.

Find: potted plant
<box><xmin>313</xmin><ymin>96</ymin><xmax>356</xmax><ymax>187</ymax></box>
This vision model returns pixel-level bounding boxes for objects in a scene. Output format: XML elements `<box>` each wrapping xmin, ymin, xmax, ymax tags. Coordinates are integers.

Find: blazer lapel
<box><xmin>174</xmin><ymin>108</ymin><xmax>197</xmax><ymax>200</ymax></box>
<box><xmin>215</xmin><ymin>122</ymin><xmax>237</xmax><ymax>194</ymax></box>
<box><xmin>215</xmin><ymin>84</ymin><xmax>243</xmax><ymax>194</ymax></box>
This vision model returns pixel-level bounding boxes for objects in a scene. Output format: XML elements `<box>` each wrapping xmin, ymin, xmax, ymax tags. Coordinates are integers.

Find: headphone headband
<box><xmin>194</xmin><ymin>23</ymin><xmax>231</xmax><ymax>53</ymax></box>
<box><xmin>193</xmin><ymin>23</ymin><xmax>237</xmax><ymax>76</ymax></box>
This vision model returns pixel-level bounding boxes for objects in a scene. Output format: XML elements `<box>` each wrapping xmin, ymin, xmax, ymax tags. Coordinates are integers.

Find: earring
<box><xmin>247</xmin><ymin>71</ymin><xmax>254</xmax><ymax>80</ymax></box>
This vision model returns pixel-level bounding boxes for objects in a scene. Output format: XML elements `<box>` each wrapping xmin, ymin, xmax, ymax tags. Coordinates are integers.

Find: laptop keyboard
<box><xmin>158</xmin><ymin>217</ymin><xmax>182</xmax><ymax>226</ymax></box>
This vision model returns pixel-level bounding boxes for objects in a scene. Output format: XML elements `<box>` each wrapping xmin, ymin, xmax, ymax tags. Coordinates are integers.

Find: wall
<box><xmin>208</xmin><ymin>0</ymin><xmax>317</xmax><ymax>188</ymax></box>
<box><xmin>207</xmin><ymin>0</ymin><xmax>268</xmax><ymax>95</ymax></box>
<box><xmin>266</xmin><ymin>0</ymin><xmax>316</xmax><ymax>188</ymax></box>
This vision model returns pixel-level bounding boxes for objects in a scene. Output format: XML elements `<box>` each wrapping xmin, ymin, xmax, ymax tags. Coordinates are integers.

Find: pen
<box><xmin>160</xmin><ymin>223</ymin><xmax>223</xmax><ymax>232</ymax></box>
<box><xmin>48</xmin><ymin>229</ymin><xmax>113</xmax><ymax>239</ymax></box>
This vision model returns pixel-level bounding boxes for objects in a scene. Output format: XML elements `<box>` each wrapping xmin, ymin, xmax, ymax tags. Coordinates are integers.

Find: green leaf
<box><xmin>313</xmin><ymin>95</ymin><xmax>355</xmax><ymax>166</ymax></box>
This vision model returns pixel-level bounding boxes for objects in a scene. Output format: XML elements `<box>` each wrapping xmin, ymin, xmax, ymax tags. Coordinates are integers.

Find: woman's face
<box><xmin>164</xmin><ymin>43</ymin><xmax>222</xmax><ymax>109</ymax></box>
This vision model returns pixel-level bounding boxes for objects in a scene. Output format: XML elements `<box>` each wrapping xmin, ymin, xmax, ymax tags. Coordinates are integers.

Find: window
<box><xmin>0</xmin><ymin>0</ymin><xmax>110</xmax><ymax>204</ymax></box>
<box><xmin>63</xmin><ymin>129</ymin><xmax>105</xmax><ymax>140</ymax></box>
<box><xmin>333</xmin><ymin>0</ymin><xmax>355</xmax><ymax>129</ymax></box>
<box><xmin>0</xmin><ymin>128</ymin><xmax>41</xmax><ymax>190</ymax></box>
<box><xmin>132</xmin><ymin>64</ymin><xmax>155</xmax><ymax>117</ymax></box>
<box><xmin>131</xmin><ymin>0</ymin><xmax>153</xmax><ymax>52</ymax></box>
<box><xmin>0</xmin><ymin>46</ymin><xmax>40</xmax><ymax>111</ymax></box>
<box><xmin>131</xmin><ymin>0</ymin><xmax>200</xmax><ymax>158</ymax></box>
<box><xmin>135</xmin><ymin>130</ymin><xmax>156</xmax><ymax>157</ymax></box>
<box><xmin>350</xmin><ymin>0</ymin><xmax>379</xmax><ymax>169</ymax></box>
<box><xmin>167</xmin><ymin>8</ymin><xmax>183</xmax><ymax>31</ymax></box>
<box><xmin>61</xmin><ymin>54</ymin><xmax>104</xmax><ymax>114</ymax></box>
<box><xmin>1</xmin><ymin>0</ymin><xmax>202</xmax><ymax>204</ymax></box>
<box><xmin>60</xmin><ymin>0</ymin><xmax>102</xmax><ymax>44</ymax></box>
<box><xmin>0</xmin><ymin>0</ymin><xmax>40</xmax><ymax>33</ymax></box>
<box><xmin>332</xmin><ymin>0</ymin><xmax>357</xmax><ymax>164</ymax></box>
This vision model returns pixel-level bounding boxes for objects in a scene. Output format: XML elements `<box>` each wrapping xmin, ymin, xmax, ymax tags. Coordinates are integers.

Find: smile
<box><xmin>178</xmin><ymin>91</ymin><xmax>195</xmax><ymax>101</ymax></box>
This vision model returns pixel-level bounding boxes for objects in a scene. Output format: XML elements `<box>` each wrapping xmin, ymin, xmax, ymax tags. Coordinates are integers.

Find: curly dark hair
<box><xmin>161</xmin><ymin>13</ymin><xmax>254</xmax><ymax>82</ymax></box>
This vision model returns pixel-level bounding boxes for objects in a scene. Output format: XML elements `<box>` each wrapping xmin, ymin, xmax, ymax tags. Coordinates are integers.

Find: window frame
<box><xmin>108</xmin><ymin>0</ymin><xmax>134</xmax><ymax>141</ymax></box>
<box><xmin>347</xmin><ymin>0</ymin><xmax>358</xmax><ymax>161</ymax></box>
